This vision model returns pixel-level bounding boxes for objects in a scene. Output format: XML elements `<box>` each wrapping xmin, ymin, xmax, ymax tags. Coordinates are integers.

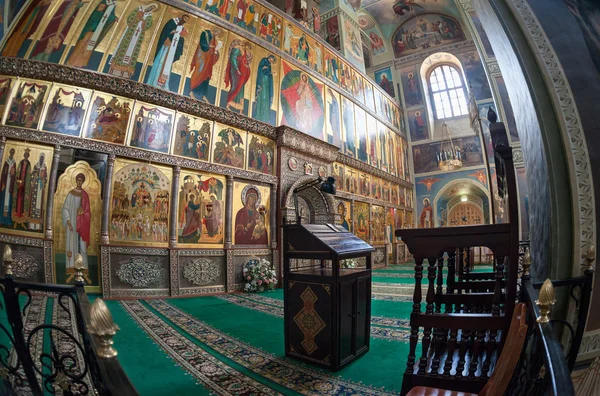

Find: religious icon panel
<box><xmin>341</xmin><ymin>96</ymin><xmax>356</xmax><ymax>158</ymax></box>
<box><xmin>257</xmin><ymin>11</ymin><xmax>281</xmax><ymax>47</ymax></box>
<box><xmin>2</xmin><ymin>1</ymin><xmax>53</xmax><ymax>58</ymax></box>
<box><xmin>212</xmin><ymin>123</ymin><xmax>246</xmax><ymax>169</ymax></box>
<box><xmin>128</xmin><ymin>101</ymin><xmax>175</xmax><ymax>154</ymax></box>
<box><xmin>229</xmin><ymin>0</ymin><xmax>262</xmax><ymax>35</ymax></box>
<box><xmin>0</xmin><ymin>77</ymin><xmax>15</xmax><ymax>118</ymax></box>
<box><xmin>109</xmin><ymin>159</ymin><xmax>172</xmax><ymax>246</ymax></box>
<box><xmin>371</xmin><ymin>205</ymin><xmax>385</xmax><ymax>243</ymax></box>
<box><xmin>336</xmin><ymin>199</ymin><xmax>351</xmax><ymax>231</ymax></box>
<box><xmin>4</xmin><ymin>79</ymin><xmax>51</xmax><ymax>130</ymax></box>
<box><xmin>324</xmin><ymin>88</ymin><xmax>341</xmax><ymax>149</ymax></box>
<box><xmin>353</xmin><ymin>201</ymin><xmax>369</xmax><ymax>242</ymax></box>
<box><xmin>251</xmin><ymin>47</ymin><xmax>279</xmax><ymax>126</ymax></box>
<box><xmin>177</xmin><ymin>170</ymin><xmax>225</xmax><ymax>246</ymax></box>
<box><xmin>324</xmin><ymin>49</ymin><xmax>339</xmax><ymax>85</ymax></box>
<box><xmin>218</xmin><ymin>34</ymin><xmax>255</xmax><ymax>116</ymax></box>
<box><xmin>247</xmin><ymin>133</ymin><xmax>275</xmax><ymax>175</ymax></box>
<box><xmin>172</xmin><ymin>112</ymin><xmax>213</xmax><ymax>161</ymax></box>
<box><xmin>82</xmin><ymin>91</ymin><xmax>134</xmax><ymax>144</ymax></box>
<box><xmin>232</xmin><ymin>181</ymin><xmax>270</xmax><ymax>246</ymax></box>
<box><xmin>0</xmin><ymin>140</ymin><xmax>53</xmax><ymax>236</ymax></box>
<box><xmin>41</xmin><ymin>84</ymin><xmax>92</xmax><ymax>137</ymax></box>
<box><xmin>53</xmin><ymin>161</ymin><xmax>102</xmax><ymax>286</ymax></box>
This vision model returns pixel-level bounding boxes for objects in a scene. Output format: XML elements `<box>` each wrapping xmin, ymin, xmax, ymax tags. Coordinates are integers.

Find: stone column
<box><xmin>100</xmin><ymin>154</ymin><xmax>115</xmax><ymax>245</ymax></box>
<box><xmin>224</xmin><ymin>175</ymin><xmax>234</xmax><ymax>248</ymax></box>
<box><xmin>44</xmin><ymin>144</ymin><xmax>61</xmax><ymax>240</ymax></box>
<box><xmin>169</xmin><ymin>166</ymin><xmax>181</xmax><ymax>249</ymax></box>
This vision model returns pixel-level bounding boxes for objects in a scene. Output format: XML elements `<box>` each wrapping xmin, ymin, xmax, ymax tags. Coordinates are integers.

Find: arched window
<box><xmin>428</xmin><ymin>65</ymin><xmax>469</xmax><ymax>119</ymax></box>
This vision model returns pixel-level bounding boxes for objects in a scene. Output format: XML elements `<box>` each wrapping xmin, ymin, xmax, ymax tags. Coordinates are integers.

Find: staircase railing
<box><xmin>0</xmin><ymin>246</ymin><xmax>137</xmax><ymax>396</ymax></box>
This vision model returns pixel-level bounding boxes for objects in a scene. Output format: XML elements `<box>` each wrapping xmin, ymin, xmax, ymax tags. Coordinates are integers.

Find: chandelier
<box><xmin>436</xmin><ymin>122</ymin><xmax>463</xmax><ymax>171</ymax></box>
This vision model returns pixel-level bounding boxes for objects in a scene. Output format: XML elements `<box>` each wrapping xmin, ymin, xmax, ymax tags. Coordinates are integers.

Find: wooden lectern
<box><xmin>283</xmin><ymin>223</ymin><xmax>375</xmax><ymax>371</ymax></box>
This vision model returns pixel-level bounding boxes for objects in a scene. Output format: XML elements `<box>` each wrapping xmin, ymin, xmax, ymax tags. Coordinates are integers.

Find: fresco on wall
<box><xmin>128</xmin><ymin>102</ymin><xmax>174</xmax><ymax>154</ymax></box>
<box><xmin>351</xmin><ymin>70</ymin><xmax>365</xmax><ymax>104</ymax></box>
<box><xmin>325</xmin><ymin>88</ymin><xmax>342</xmax><ymax>149</ymax></box>
<box><xmin>346</xmin><ymin>167</ymin><xmax>358</xmax><ymax>194</ymax></box>
<box><xmin>363</xmin><ymin>79</ymin><xmax>375</xmax><ymax>111</ymax></box>
<box><xmin>563</xmin><ymin>0</ymin><xmax>600</xmax><ymax>73</ymax></box>
<box><xmin>233</xmin><ymin>181</ymin><xmax>269</xmax><ymax>245</ymax></box>
<box><xmin>102</xmin><ymin>2</ymin><xmax>161</xmax><ymax>81</ymax></box>
<box><xmin>353</xmin><ymin>201</ymin><xmax>369</xmax><ymax>241</ymax></box>
<box><xmin>219</xmin><ymin>35</ymin><xmax>254</xmax><ymax>116</ymax></box>
<box><xmin>230</xmin><ymin>0</ymin><xmax>261</xmax><ymax>34</ymax></box>
<box><xmin>5</xmin><ymin>79</ymin><xmax>50</xmax><ymax>129</ymax></box>
<box><xmin>359</xmin><ymin>173</ymin><xmax>370</xmax><ymax>197</ymax></box>
<box><xmin>178</xmin><ymin>171</ymin><xmax>225</xmax><ymax>245</ymax></box>
<box><xmin>355</xmin><ymin>107</ymin><xmax>368</xmax><ymax>163</ymax></box>
<box><xmin>337</xmin><ymin>199</ymin><xmax>351</xmax><ymax>231</ymax></box>
<box><xmin>83</xmin><ymin>92</ymin><xmax>133</xmax><ymax>144</ymax></box>
<box><xmin>184</xmin><ymin>22</ymin><xmax>228</xmax><ymax>105</ymax></box>
<box><xmin>469</xmin><ymin>12</ymin><xmax>494</xmax><ymax>59</ymax></box>
<box><xmin>408</xmin><ymin>109</ymin><xmax>428</xmax><ymax>142</ymax></box>
<box><xmin>2</xmin><ymin>1</ymin><xmax>51</xmax><ymax>58</ymax></box>
<box><xmin>392</xmin><ymin>14</ymin><xmax>465</xmax><ymax>58</ymax></box>
<box><xmin>64</xmin><ymin>0</ymin><xmax>127</xmax><ymax>71</ymax></box>
<box><xmin>400</xmin><ymin>66</ymin><xmax>423</xmax><ymax>107</ymax></box>
<box><xmin>412</xmin><ymin>136</ymin><xmax>483</xmax><ymax>174</ymax></box>
<box><xmin>462</xmin><ymin>51</ymin><xmax>492</xmax><ymax>100</ymax></box>
<box><xmin>212</xmin><ymin>123</ymin><xmax>246</xmax><ymax>169</ymax></box>
<box><xmin>53</xmin><ymin>161</ymin><xmax>102</xmax><ymax>286</ymax></box>
<box><xmin>258</xmin><ymin>11</ymin><xmax>281</xmax><ymax>46</ymax></box>
<box><xmin>494</xmin><ymin>76</ymin><xmax>519</xmax><ymax>142</ymax></box>
<box><xmin>342</xmin><ymin>17</ymin><xmax>364</xmax><ymax>70</ymax></box>
<box><xmin>0</xmin><ymin>140</ymin><xmax>52</xmax><ymax>235</ymax></box>
<box><xmin>339</xmin><ymin>60</ymin><xmax>352</xmax><ymax>94</ymax></box>
<box><xmin>205</xmin><ymin>0</ymin><xmax>234</xmax><ymax>20</ymax></box>
<box><xmin>251</xmin><ymin>49</ymin><xmax>278</xmax><ymax>125</ymax></box>
<box><xmin>341</xmin><ymin>96</ymin><xmax>356</xmax><ymax>157</ymax></box>
<box><xmin>377</xmin><ymin>121</ymin><xmax>388</xmax><ymax>172</ymax></box>
<box><xmin>0</xmin><ymin>77</ymin><xmax>13</xmax><ymax>117</ymax></box>
<box><xmin>324</xmin><ymin>15</ymin><xmax>340</xmax><ymax>51</ymax></box>
<box><xmin>172</xmin><ymin>112</ymin><xmax>213</xmax><ymax>161</ymax></box>
<box><xmin>374</xmin><ymin>67</ymin><xmax>395</xmax><ymax>98</ymax></box>
<box><xmin>280</xmin><ymin>60</ymin><xmax>324</xmax><ymax>140</ymax></box>
<box><xmin>143</xmin><ymin>11</ymin><xmax>194</xmax><ymax>93</ymax></box>
<box><xmin>306</xmin><ymin>35</ymin><xmax>323</xmax><ymax>75</ymax></box>
<box><xmin>333</xmin><ymin>162</ymin><xmax>345</xmax><ymax>192</ymax></box>
<box><xmin>42</xmin><ymin>85</ymin><xmax>92</xmax><ymax>136</ymax></box>
<box><xmin>324</xmin><ymin>49</ymin><xmax>339</xmax><ymax>84</ymax></box>
<box><xmin>247</xmin><ymin>133</ymin><xmax>275</xmax><ymax>174</ymax></box>
<box><xmin>109</xmin><ymin>159</ymin><xmax>171</xmax><ymax>245</ymax></box>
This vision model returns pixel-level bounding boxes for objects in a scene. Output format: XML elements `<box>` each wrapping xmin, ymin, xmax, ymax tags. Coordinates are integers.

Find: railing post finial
<box><xmin>523</xmin><ymin>249</ymin><xmax>531</xmax><ymax>279</ymax></box>
<box><xmin>74</xmin><ymin>253</ymin><xmax>85</xmax><ymax>286</ymax></box>
<box><xmin>585</xmin><ymin>245</ymin><xmax>595</xmax><ymax>273</ymax></box>
<box><xmin>536</xmin><ymin>278</ymin><xmax>555</xmax><ymax>323</ymax></box>
<box><xmin>88</xmin><ymin>299</ymin><xmax>120</xmax><ymax>358</ymax></box>
<box><xmin>3</xmin><ymin>245</ymin><xmax>13</xmax><ymax>277</ymax></box>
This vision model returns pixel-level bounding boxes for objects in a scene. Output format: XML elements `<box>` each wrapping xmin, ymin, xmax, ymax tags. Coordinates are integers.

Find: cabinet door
<box><xmin>340</xmin><ymin>280</ymin><xmax>355</xmax><ymax>362</ymax></box>
<box><xmin>355</xmin><ymin>275</ymin><xmax>370</xmax><ymax>352</ymax></box>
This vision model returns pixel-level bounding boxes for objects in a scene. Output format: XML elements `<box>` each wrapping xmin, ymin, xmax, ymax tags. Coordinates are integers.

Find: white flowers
<box><xmin>341</xmin><ymin>258</ymin><xmax>358</xmax><ymax>269</ymax></box>
<box><xmin>243</xmin><ymin>258</ymin><xmax>277</xmax><ymax>292</ymax></box>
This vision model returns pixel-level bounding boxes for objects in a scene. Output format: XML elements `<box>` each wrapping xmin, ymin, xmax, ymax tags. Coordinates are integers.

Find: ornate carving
<box><xmin>110</xmin><ymin>289</ymin><xmax>169</xmax><ymax>297</ymax></box>
<box><xmin>11</xmin><ymin>251</ymin><xmax>39</xmax><ymax>279</ymax></box>
<box><xmin>276</xmin><ymin>126</ymin><xmax>339</xmax><ymax>163</ymax></box>
<box><xmin>170</xmin><ymin>249</ymin><xmax>179</xmax><ymax>296</ymax></box>
<box><xmin>43</xmin><ymin>240</ymin><xmax>53</xmax><ymax>284</ymax></box>
<box><xmin>183</xmin><ymin>258</ymin><xmax>221</xmax><ymax>286</ymax></box>
<box><xmin>580</xmin><ymin>330</ymin><xmax>600</xmax><ymax>357</ymax></box>
<box><xmin>101</xmin><ymin>246</ymin><xmax>111</xmax><ymax>297</ymax></box>
<box><xmin>513</xmin><ymin>149</ymin><xmax>524</xmax><ymax>165</ymax></box>
<box><xmin>116</xmin><ymin>258</ymin><xmax>164</xmax><ymax>288</ymax></box>
<box><xmin>233</xmin><ymin>249</ymin><xmax>272</xmax><ymax>256</ymax></box>
<box><xmin>178</xmin><ymin>249</ymin><xmax>225</xmax><ymax>256</ymax></box>
<box><xmin>108</xmin><ymin>247</ymin><xmax>169</xmax><ymax>256</ymax></box>
<box><xmin>180</xmin><ymin>285</ymin><xmax>225</xmax><ymax>295</ymax></box>
<box><xmin>336</xmin><ymin>153</ymin><xmax>412</xmax><ymax>187</ymax></box>
<box><xmin>0</xmin><ymin>234</ymin><xmax>44</xmax><ymax>247</ymax></box>
<box><xmin>509</xmin><ymin>0</ymin><xmax>596</xmax><ymax>274</ymax></box>
<box><xmin>293</xmin><ymin>287</ymin><xmax>326</xmax><ymax>355</ymax></box>
<box><xmin>374</xmin><ymin>249</ymin><xmax>385</xmax><ymax>264</ymax></box>
<box><xmin>226</xmin><ymin>250</ymin><xmax>234</xmax><ymax>292</ymax></box>
<box><xmin>394</xmin><ymin>40</ymin><xmax>477</xmax><ymax>68</ymax></box>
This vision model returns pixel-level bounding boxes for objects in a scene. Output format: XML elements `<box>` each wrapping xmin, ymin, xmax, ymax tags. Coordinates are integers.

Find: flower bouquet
<box><xmin>340</xmin><ymin>258</ymin><xmax>358</xmax><ymax>269</ymax></box>
<box><xmin>243</xmin><ymin>258</ymin><xmax>278</xmax><ymax>292</ymax></box>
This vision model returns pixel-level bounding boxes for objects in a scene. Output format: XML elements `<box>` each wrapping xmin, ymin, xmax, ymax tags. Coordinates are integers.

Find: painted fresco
<box><xmin>251</xmin><ymin>49</ymin><xmax>279</xmax><ymax>125</ymax></box>
<box><xmin>178</xmin><ymin>171</ymin><xmax>225</xmax><ymax>245</ymax></box>
<box><xmin>371</xmin><ymin>176</ymin><xmax>381</xmax><ymax>200</ymax></box>
<box><xmin>128</xmin><ymin>102</ymin><xmax>174</xmax><ymax>153</ymax></box>
<box><xmin>325</xmin><ymin>88</ymin><xmax>342</xmax><ymax>149</ymax></box>
<box><xmin>247</xmin><ymin>133</ymin><xmax>275</xmax><ymax>174</ymax></box>
<box><xmin>0</xmin><ymin>77</ymin><xmax>14</xmax><ymax>117</ymax></box>
<box><xmin>346</xmin><ymin>167</ymin><xmax>358</xmax><ymax>194</ymax></box>
<box><xmin>2</xmin><ymin>1</ymin><xmax>52</xmax><ymax>58</ymax></box>
<box><xmin>359</xmin><ymin>172</ymin><xmax>370</xmax><ymax>197</ymax></box>
<box><xmin>408</xmin><ymin>108</ymin><xmax>428</xmax><ymax>142</ymax></box>
<box><xmin>382</xmin><ymin>182</ymin><xmax>390</xmax><ymax>202</ymax></box>
<box><xmin>367</xmin><ymin>113</ymin><xmax>378</xmax><ymax>168</ymax></box>
<box><xmin>353</xmin><ymin>201</ymin><xmax>369</xmax><ymax>241</ymax></box>
<box><xmin>337</xmin><ymin>199</ymin><xmax>351</xmax><ymax>231</ymax></box>
<box><xmin>219</xmin><ymin>35</ymin><xmax>254</xmax><ymax>116</ymax></box>
<box><xmin>307</xmin><ymin>35</ymin><xmax>323</xmax><ymax>75</ymax></box>
<box><xmin>324</xmin><ymin>49</ymin><xmax>339</xmax><ymax>84</ymax></box>
<box><xmin>103</xmin><ymin>2</ymin><xmax>162</xmax><ymax>81</ymax></box>
<box><xmin>391</xmin><ymin>185</ymin><xmax>399</xmax><ymax>205</ymax></box>
<box><xmin>400</xmin><ymin>65</ymin><xmax>423</xmax><ymax>107</ymax></box>
<box><xmin>64</xmin><ymin>0</ymin><xmax>127</xmax><ymax>71</ymax></box>
<box><xmin>41</xmin><ymin>84</ymin><xmax>92</xmax><ymax>136</ymax></box>
<box><xmin>377</xmin><ymin>121</ymin><xmax>389</xmax><ymax>172</ymax></box>
<box><xmin>83</xmin><ymin>91</ymin><xmax>133</xmax><ymax>144</ymax></box>
<box><xmin>4</xmin><ymin>79</ymin><xmax>50</xmax><ymax>129</ymax></box>
<box><xmin>341</xmin><ymin>17</ymin><xmax>363</xmax><ymax>70</ymax></box>
<box><xmin>333</xmin><ymin>162</ymin><xmax>344</xmax><ymax>192</ymax></box>
<box><xmin>280</xmin><ymin>60</ymin><xmax>324</xmax><ymax>140</ymax></box>
<box><xmin>495</xmin><ymin>76</ymin><xmax>519</xmax><ymax>141</ymax></box>
<box><xmin>205</xmin><ymin>0</ymin><xmax>234</xmax><ymax>20</ymax></box>
<box><xmin>324</xmin><ymin>15</ymin><xmax>340</xmax><ymax>51</ymax></box>
<box><xmin>392</xmin><ymin>13</ymin><xmax>465</xmax><ymax>58</ymax></box>
<box><xmin>258</xmin><ymin>11</ymin><xmax>281</xmax><ymax>46</ymax></box>
<box><xmin>341</xmin><ymin>96</ymin><xmax>356</xmax><ymax>157</ymax></box>
<box><xmin>0</xmin><ymin>140</ymin><xmax>52</xmax><ymax>235</ymax></box>
<box><xmin>374</xmin><ymin>67</ymin><xmax>395</xmax><ymax>98</ymax></box>
<box><xmin>53</xmin><ymin>161</ymin><xmax>102</xmax><ymax>286</ymax></box>
<box><xmin>371</xmin><ymin>205</ymin><xmax>385</xmax><ymax>243</ymax></box>
<box><xmin>172</xmin><ymin>112</ymin><xmax>213</xmax><ymax>161</ymax></box>
<box><xmin>143</xmin><ymin>11</ymin><xmax>194</xmax><ymax>93</ymax></box>
<box><xmin>469</xmin><ymin>12</ymin><xmax>494</xmax><ymax>59</ymax></box>
<box><xmin>109</xmin><ymin>159</ymin><xmax>171</xmax><ymax>245</ymax></box>
<box><xmin>351</xmin><ymin>69</ymin><xmax>365</xmax><ymax>104</ymax></box>
<box><xmin>339</xmin><ymin>59</ymin><xmax>352</xmax><ymax>94</ymax></box>
<box><xmin>230</xmin><ymin>0</ymin><xmax>261</xmax><ymax>35</ymax></box>
<box><xmin>355</xmin><ymin>106</ymin><xmax>368</xmax><ymax>162</ymax></box>
<box><xmin>363</xmin><ymin>79</ymin><xmax>375</xmax><ymax>111</ymax></box>
<box><xmin>462</xmin><ymin>51</ymin><xmax>492</xmax><ymax>100</ymax></box>
<box><xmin>183</xmin><ymin>21</ymin><xmax>228</xmax><ymax>105</ymax></box>
<box><xmin>232</xmin><ymin>181</ymin><xmax>270</xmax><ymax>245</ymax></box>
<box><xmin>212</xmin><ymin>123</ymin><xmax>246</xmax><ymax>169</ymax></box>
<box><xmin>412</xmin><ymin>136</ymin><xmax>483</xmax><ymax>174</ymax></box>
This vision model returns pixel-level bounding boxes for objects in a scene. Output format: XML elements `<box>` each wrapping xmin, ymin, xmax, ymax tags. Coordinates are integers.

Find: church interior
<box><xmin>0</xmin><ymin>0</ymin><xmax>597</xmax><ymax>394</ymax></box>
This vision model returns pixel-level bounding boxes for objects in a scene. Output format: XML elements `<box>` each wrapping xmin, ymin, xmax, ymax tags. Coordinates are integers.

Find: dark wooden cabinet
<box><xmin>283</xmin><ymin>223</ymin><xmax>375</xmax><ymax>371</ymax></box>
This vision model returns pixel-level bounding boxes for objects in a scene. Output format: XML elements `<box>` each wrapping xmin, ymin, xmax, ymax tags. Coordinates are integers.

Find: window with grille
<box><xmin>428</xmin><ymin>65</ymin><xmax>469</xmax><ymax>119</ymax></box>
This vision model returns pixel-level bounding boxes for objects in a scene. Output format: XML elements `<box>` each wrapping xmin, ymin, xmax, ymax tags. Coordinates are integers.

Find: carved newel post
<box><xmin>225</xmin><ymin>175</ymin><xmax>234</xmax><ymax>248</ymax></box>
<box><xmin>44</xmin><ymin>145</ymin><xmax>61</xmax><ymax>239</ymax></box>
<box><xmin>3</xmin><ymin>245</ymin><xmax>13</xmax><ymax>277</ymax></box>
<box><xmin>169</xmin><ymin>167</ymin><xmax>181</xmax><ymax>249</ymax></box>
<box><xmin>101</xmin><ymin>155</ymin><xmax>116</xmax><ymax>245</ymax></box>
<box><xmin>536</xmin><ymin>278</ymin><xmax>555</xmax><ymax>323</ymax></box>
<box><xmin>88</xmin><ymin>299</ymin><xmax>120</xmax><ymax>358</ymax></box>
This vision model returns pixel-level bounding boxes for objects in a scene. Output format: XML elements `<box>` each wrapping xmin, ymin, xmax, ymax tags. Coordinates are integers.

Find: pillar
<box><xmin>44</xmin><ymin>144</ymin><xmax>61</xmax><ymax>240</ymax></box>
<box><xmin>100</xmin><ymin>154</ymin><xmax>115</xmax><ymax>245</ymax></box>
<box><xmin>169</xmin><ymin>166</ymin><xmax>181</xmax><ymax>249</ymax></box>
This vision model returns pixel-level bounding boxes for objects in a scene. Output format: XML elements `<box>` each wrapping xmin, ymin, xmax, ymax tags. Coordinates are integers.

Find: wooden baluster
<box><xmin>493</xmin><ymin>255</ymin><xmax>505</xmax><ymax>316</ymax></box>
<box><xmin>456</xmin><ymin>331</ymin><xmax>468</xmax><ymax>378</ymax></box>
<box><xmin>458</xmin><ymin>247</ymin><xmax>465</xmax><ymax>282</ymax></box>
<box><xmin>430</xmin><ymin>327</ymin><xmax>444</xmax><ymax>376</ymax></box>
<box><xmin>482</xmin><ymin>329</ymin><xmax>497</xmax><ymax>378</ymax></box>
<box><xmin>443</xmin><ymin>328</ymin><xmax>458</xmax><ymax>377</ymax></box>
<box><xmin>469</xmin><ymin>329</ymin><xmax>485</xmax><ymax>379</ymax></box>
<box><xmin>435</xmin><ymin>254</ymin><xmax>444</xmax><ymax>313</ymax></box>
<box><xmin>406</xmin><ymin>325</ymin><xmax>419</xmax><ymax>374</ymax></box>
<box><xmin>465</xmin><ymin>247</ymin><xmax>472</xmax><ymax>279</ymax></box>
<box><xmin>419</xmin><ymin>327</ymin><xmax>432</xmax><ymax>375</ymax></box>
<box><xmin>413</xmin><ymin>258</ymin><xmax>424</xmax><ymax>313</ymax></box>
<box><xmin>446</xmin><ymin>250</ymin><xmax>455</xmax><ymax>313</ymax></box>
<box><xmin>426</xmin><ymin>257</ymin><xmax>437</xmax><ymax>314</ymax></box>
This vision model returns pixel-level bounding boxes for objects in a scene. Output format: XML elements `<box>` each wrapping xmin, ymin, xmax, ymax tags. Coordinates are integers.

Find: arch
<box><xmin>432</xmin><ymin>178</ymin><xmax>491</xmax><ymax>227</ymax></box>
<box><xmin>283</xmin><ymin>176</ymin><xmax>336</xmax><ymax>224</ymax></box>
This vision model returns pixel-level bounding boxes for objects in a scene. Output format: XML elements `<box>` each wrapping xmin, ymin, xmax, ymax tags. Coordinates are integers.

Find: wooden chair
<box><xmin>406</xmin><ymin>303</ymin><xmax>528</xmax><ymax>396</ymax></box>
